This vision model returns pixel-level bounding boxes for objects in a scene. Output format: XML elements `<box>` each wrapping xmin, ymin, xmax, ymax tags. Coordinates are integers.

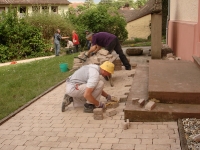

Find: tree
<box><xmin>67</xmin><ymin>5</ymin><xmax>128</xmax><ymax>42</ymax></box>
<box><xmin>136</xmin><ymin>0</ymin><xmax>148</xmax><ymax>8</ymax></box>
<box><xmin>85</xmin><ymin>0</ymin><xmax>94</xmax><ymax>7</ymax></box>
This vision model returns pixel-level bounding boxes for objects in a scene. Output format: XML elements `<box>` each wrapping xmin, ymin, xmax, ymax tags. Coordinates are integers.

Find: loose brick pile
<box><xmin>131</xmin><ymin>97</ymin><xmax>157</xmax><ymax>111</ymax></box>
<box><xmin>72</xmin><ymin>49</ymin><xmax>124</xmax><ymax>71</ymax></box>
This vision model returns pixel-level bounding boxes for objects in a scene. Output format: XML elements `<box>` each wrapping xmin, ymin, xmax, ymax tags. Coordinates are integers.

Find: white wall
<box><xmin>126</xmin><ymin>14</ymin><xmax>151</xmax><ymax>40</ymax></box>
<box><xmin>170</xmin><ymin>0</ymin><xmax>198</xmax><ymax>22</ymax></box>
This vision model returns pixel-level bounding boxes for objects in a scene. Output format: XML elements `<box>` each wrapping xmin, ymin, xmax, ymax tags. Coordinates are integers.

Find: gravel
<box><xmin>182</xmin><ymin>118</ymin><xmax>200</xmax><ymax>150</ymax></box>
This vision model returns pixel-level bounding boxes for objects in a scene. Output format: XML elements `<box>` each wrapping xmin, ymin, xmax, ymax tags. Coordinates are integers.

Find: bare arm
<box><xmin>101</xmin><ymin>90</ymin><xmax>109</xmax><ymax>98</ymax></box>
<box><xmin>61</xmin><ymin>36</ymin><xmax>69</xmax><ymax>39</ymax></box>
<box><xmin>88</xmin><ymin>45</ymin><xmax>102</xmax><ymax>55</ymax></box>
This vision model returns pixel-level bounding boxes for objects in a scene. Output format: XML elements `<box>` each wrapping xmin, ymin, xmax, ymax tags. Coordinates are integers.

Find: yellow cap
<box><xmin>100</xmin><ymin>61</ymin><xmax>115</xmax><ymax>74</ymax></box>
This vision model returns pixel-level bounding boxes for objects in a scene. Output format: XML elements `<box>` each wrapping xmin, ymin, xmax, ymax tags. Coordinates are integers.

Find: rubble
<box><xmin>73</xmin><ymin>49</ymin><xmax>120</xmax><ymax>70</ymax></box>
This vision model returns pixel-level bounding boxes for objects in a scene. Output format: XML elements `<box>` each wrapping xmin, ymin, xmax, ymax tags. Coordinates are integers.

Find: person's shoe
<box><xmin>125</xmin><ymin>66</ymin><xmax>132</xmax><ymax>70</ymax></box>
<box><xmin>84</xmin><ymin>103</ymin><xmax>95</xmax><ymax>113</ymax></box>
<box><xmin>61</xmin><ymin>94</ymin><xmax>73</xmax><ymax>112</ymax></box>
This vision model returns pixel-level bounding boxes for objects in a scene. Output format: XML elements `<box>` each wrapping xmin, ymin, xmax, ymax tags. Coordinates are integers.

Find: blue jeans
<box><xmin>55</xmin><ymin>43</ymin><xmax>60</xmax><ymax>56</ymax></box>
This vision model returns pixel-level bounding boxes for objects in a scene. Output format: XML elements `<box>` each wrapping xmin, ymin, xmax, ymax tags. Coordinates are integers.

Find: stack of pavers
<box><xmin>72</xmin><ymin>49</ymin><xmax>121</xmax><ymax>70</ymax></box>
<box><xmin>113</xmin><ymin>58</ymin><xmax>122</xmax><ymax>70</ymax></box>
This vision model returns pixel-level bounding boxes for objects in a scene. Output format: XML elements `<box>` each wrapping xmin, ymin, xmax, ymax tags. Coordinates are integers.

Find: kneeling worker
<box><xmin>62</xmin><ymin>61</ymin><xmax>114</xmax><ymax>113</ymax></box>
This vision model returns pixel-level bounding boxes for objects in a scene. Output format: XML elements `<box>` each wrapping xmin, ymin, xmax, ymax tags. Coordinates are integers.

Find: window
<box><xmin>0</xmin><ymin>7</ymin><xmax>5</xmax><ymax>14</ymax></box>
<box><xmin>32</xmin><ymin>6</ymin><xmax>40</xmax><ymax>12</ymax></box>
<box><xmin>19</xmin><ymin>6</ymin><xmax>26</xmax><ymax>13</ymax></box>
<box><xmin>51</xmin><ymin>6</ymin><xmax>58</xmax><ymax>13</ymax></box>
<box><xmin>42</xmin><ymin>6</ymin><xmax>49</xmax><ymax>12</ymax></box>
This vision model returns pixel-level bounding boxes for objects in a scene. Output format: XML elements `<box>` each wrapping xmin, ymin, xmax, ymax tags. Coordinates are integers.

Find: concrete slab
<box><xmin>149</xmin><ymin>60</ymin><xmax>200</xmax><ymax>104</ymax></box>
<box><xmin>127</xmin><ymin>64</ymin><xmax>149</xmax><ymax>101</ymax></box>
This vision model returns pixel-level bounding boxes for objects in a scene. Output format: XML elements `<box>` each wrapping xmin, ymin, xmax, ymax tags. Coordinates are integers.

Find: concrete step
<box><xmin>125</xmin><ymin>60</ymin><xmax>200</xmax><ymax>121</ymax></box>
<box><xmin>148</xmin><ymin>60</ymin><xmax>200</xmax><ymax>104</ymax></box>
<box><xmin>124</xmin><ymin>101</ymin><xmax>200</xmax><ymax>122</ymax></box>
<box><xmin>193</xmin><ymin>55</ymin><xmax>200</xmax><ymax>69</ymax></box>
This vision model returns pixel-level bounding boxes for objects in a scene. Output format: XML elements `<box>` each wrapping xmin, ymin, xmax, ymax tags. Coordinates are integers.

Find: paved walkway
<box><xmin>0</xmin><ymin>55</ymin><xmax>55</xmax><ymax>67</ymax></box>
<box><xmin>0</xmin><ymin>48</ymin><xmax>181</xmax><ymax>150</ymax></box>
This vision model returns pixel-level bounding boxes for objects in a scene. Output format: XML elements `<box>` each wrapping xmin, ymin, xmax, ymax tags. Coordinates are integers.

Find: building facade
<box><xmin>168</xmin><ymin>0</ymin><xmax>200</xmax><ymax>61</ymax></box>
<box><xmin>0</xmin><ymin>0</ymin><xmax>71</xmax><ymax>16</ymax></box>
<box><xmin>126</xmin><ymin>14</ymin><xmax>151</xmax><ymax>40</ymax></box>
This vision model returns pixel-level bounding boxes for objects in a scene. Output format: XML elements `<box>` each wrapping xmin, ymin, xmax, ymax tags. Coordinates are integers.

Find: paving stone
<box><xmin>106</xmin><ymin>101</ymin><xmax>119</xmax><ymax>109</ymax></box>
<box><xmin>112</xmin><ymin>143</ymin><xmax>135</xmax><ymax>150</ymax></box>
<box><xmin>106</xmin><ymin>109</ymin><xmax>117</xmax><ymax>117</ymax></box>
<box><xmin>68</xmin><ymin>142</ymin><xmax>80</xmax><ymax>148</ymax></box>
<box><xmin>93</xmin><ymin>108</ymin><xmax>103</xmax><ymax>115</ymax></box>
<box><xmin>73</xmin><ymin>58</ymin><xmax>82</xmax><ymax>63</ymax></box>
<box><xmin>100</xmin><ymin>143</ymin><xmax>112</xmax><ymax>149</ymax></box>
<box><xmin>79</xmin><ymin>143</ymin><xmax>101</xmax><ymax>149</ymax></box>
<box><xmin>145</xmin><ymin>101</ymin><xmax>156</xmax><ymax>110</ymax></box>
<box><xmin>119</xmin><ymin>139</ymin><xmax>141</xmax><ymax>144</ymax></box>
<box><xmin>138</xmin><ymin>99</ymin><xmax>145</xmax><ymax>107</ymax></box>
<box><xmin>14</xmin><ymin>145</ymin><xmax>27</xmax><ymax>150</ymax></box>
<box><xmin>106</xmin><ymin>54</ymin><xmax>113</xmax><ymax>58</ymax></box>
<box><xmin>121</xmin><ymin>122</ymin><xmax>128</xmax><ymax>130</ymax></box>
<box><xmin>94</xmin><ymin>114</ymin><xmax>104</xmax><ymax>120</ymax></box>
<box><xmin>98</xmin><ymin>49</ymin><xmax>109</xmax><ymax>56</ymax></box>
<box><xmin>98</xmin><ymin>137</ymin><xmax>119</xmax><ymax>143</ymax></box>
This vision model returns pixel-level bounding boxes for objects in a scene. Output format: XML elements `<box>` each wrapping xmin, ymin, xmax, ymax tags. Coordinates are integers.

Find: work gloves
<box><xmin>96</xmin><ymin>101</ymin><xmax>105</xmax><ymax>108</ymax></box>
<box><xmin>106</xmin><ymin>94</ymin><xmax>112</xmax><ymax>101</ymax></box>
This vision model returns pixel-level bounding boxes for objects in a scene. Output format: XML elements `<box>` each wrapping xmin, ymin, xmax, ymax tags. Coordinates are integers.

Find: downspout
<box><xmin>166</xmin><ymin>0</ymin><xmax>170</xmax><ymax>44</ymax></box>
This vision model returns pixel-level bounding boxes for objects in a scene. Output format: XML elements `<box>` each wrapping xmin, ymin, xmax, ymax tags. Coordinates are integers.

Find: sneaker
<box><xmin>61</xmin><ymin>94</ymin><xmax>73</xmax><ymax>112</ymax></box>
<box><xmin>84</xmin><ymin>103</ymin><xmax>95</xmax><ymax>113</ymax></box>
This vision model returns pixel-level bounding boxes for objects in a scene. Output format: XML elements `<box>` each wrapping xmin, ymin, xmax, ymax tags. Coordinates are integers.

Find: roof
<box><xmin>119</xmin><ymin>0</ymin><xmax>161</xmax><ymax>23</ymax></box>
<box><xmin>69</xmin><ymin>2</ymin><xmax>84</xmax><ymax>8</ymax></box>
<box><xmin>0</xmin><ymin>0</ymin><xmax>71</xmax><ymax>5</ymax></box>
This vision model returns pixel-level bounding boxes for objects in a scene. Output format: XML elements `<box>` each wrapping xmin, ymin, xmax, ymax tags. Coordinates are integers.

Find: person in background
<box><xmin>54</xmin><ymin>29</ymin><xmax>69</xmax><ymax>56</ymax></box>
<box><xmin>72</xmin><ymin>30</ymin><xmax>80</xmax><ymax>53</ymax></box>
<box><xmin>65</xmin><ymin>39</ymin><xmax>74</xmax><ymax>54</ymax></box>
<box><xmin>86</xmin><ymin>32</ymin><xmax>132</xmax><ymax>70</ymax></box>
<box><xmin>85</xmin><ymin>30</ymin><xmax>91</xmax><ymax>50</ymax></box>
<box><xmin>61</xmin><ymin>61</ymin><xmax>114</xmax><ymax>113</ymax></box>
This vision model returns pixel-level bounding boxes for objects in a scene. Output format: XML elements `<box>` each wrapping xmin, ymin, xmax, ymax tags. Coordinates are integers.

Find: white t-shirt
<box><xmin>66</xmin><ymin>40</ymin><xmax>74</xmax><ymax>48</ymax></box>
<box><xmin>69</xmin><ymin>64</ymin><xmax>100</xmax><ymax>88</ymax></box>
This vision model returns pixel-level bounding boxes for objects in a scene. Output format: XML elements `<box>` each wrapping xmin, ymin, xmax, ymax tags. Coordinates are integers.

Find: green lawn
<box><xmin>0</xmin><ymin>54</ymin><xmax>77</xmax><ymax>120</ymax></box>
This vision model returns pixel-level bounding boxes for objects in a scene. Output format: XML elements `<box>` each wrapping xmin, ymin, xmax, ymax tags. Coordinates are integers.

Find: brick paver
<box><xmin>0</xmin><ymin>58</ymin><xmax>181</xmax><ymax>150</ymax></box>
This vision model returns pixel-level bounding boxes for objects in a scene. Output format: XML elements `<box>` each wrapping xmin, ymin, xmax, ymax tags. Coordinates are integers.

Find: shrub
<box><xmin>0</xmin><ymin>7</ymin><xmax>52</xmax><ymax>62</ymax></box>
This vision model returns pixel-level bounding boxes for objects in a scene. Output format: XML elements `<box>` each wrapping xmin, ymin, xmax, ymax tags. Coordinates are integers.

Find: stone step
<box><xmin>124</xmin><ymin>101</ymin><xmax>200</xmax><ymax>122</ymax></box>
<box><xmin>148</xmin><ymin>60</ymin><xmax>200</xmax><ymax>104</ymax></box>
<box><xmin>193</xmin><ymin>55</ymin><xmax>200</xmax><ymax>69</ymax></box>
<box><xmin>125</xmin><ymin>59</ymin><xmax>200</xmax><ymax>122</ymax></box>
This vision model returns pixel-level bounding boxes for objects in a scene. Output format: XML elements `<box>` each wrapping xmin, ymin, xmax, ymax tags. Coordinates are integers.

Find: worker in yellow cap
<box><xmin>62</xmin><ymin>61</ymin><xmax>114</xmax><ymax>113</ymax></box>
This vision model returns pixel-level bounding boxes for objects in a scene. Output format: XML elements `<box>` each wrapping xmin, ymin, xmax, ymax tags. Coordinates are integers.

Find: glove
<box><xmin>96</xmin><ymin>101</ymin><xmax>105</xmax><ymax>108</ymax></box>
<box><xmin>106</xmin><ymin>94</ymin><xmax>112</xmax><ymax>101</ymax></box>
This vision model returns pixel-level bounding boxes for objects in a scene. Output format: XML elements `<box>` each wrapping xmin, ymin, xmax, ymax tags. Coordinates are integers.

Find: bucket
<box><xmin>59</xmin><ymin>63</ymin><xmax>68</xmax><ymax>72</ymax></box>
